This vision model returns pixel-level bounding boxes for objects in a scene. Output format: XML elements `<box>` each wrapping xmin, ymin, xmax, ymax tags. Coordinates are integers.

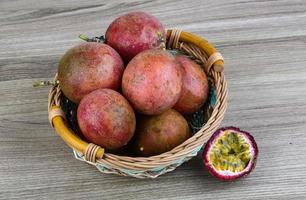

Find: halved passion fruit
<box><xmin>203</xmin><ymin>127</ymin><xmax>258</xmax><ymax>181</ymax></box>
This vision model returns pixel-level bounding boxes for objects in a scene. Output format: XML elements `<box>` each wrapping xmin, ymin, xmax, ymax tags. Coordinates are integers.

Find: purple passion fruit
<box><xmin>203</xmin><ymin>127</ymin><xmax>258</xmax><ymax>181</ymax></box>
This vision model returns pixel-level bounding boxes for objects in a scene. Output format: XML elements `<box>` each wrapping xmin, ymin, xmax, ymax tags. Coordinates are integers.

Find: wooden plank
<box><xmin>1</xmin><ymin>0</ymin><xmax>306</xmax><ymax>199</ymax></box>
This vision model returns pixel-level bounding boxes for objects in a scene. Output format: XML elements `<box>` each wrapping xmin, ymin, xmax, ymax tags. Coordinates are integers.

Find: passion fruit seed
<box><xmin>209</xmin><ymin>131</ymin><xmax>251</xmax><ymax>173</ymax></box>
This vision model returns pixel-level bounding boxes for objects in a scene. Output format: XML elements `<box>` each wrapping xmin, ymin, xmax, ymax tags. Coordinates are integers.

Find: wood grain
<box><xmin>1</xmin><ymin>0</ymin><xmax>306</xmax><ymax>199</ymax></box>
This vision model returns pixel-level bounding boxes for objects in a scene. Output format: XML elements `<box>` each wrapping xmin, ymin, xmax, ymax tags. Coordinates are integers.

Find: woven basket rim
<box><xmin>48</xmin><ymin>29</ymin><xmax>228</xmax><ymax>178</ymax></box>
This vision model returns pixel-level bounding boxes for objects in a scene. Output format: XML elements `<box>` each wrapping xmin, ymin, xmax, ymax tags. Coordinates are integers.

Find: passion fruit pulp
<box><xmin>203</xmin><ymin>127</ymin><xmax>258</xmax><ymax>181</ymax></box>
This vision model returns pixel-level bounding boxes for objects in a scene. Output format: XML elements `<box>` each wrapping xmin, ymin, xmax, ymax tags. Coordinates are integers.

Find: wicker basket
<box><xmin>48</xmin><ymin>29</ymin><xmax>227</xmax><ymax>178</ymax></box>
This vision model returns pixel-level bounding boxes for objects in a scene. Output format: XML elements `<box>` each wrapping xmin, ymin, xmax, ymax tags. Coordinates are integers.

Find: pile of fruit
<box><xmin>58</xmin><ymin>12</ymin><xmax>209</xmax><ymax>157</ymax></box>
<box><xmin>57</xmin><ymin>11</ymin><xmax>258</xmax><ymax>180</ymax></box>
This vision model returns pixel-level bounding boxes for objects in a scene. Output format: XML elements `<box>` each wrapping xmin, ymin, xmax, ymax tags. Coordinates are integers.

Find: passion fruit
<box><xmin>77</xmin><ymin>89</ymin><xmax>136</xmax><ymax>150</ymax></box>
<box><xmin>105</xmin><ymin>11</ymin><xmax>166</xmax><ymax>62</ymax></box>
<box><xmin>58</xmin><ymin>43</ymin><xmax>124</xmax><ymax>103</ymax></box>
<box><xmin>203</xmin><ymin>127</ymin><xmax>258</xmax><ymax>181</ymax></box>
<box><xmin>122</xmin><ymin>49</ymin><xmax>182</xmax><ymax>115</ymax></box>
<box><xmin>173</xmin><ymin>55</ymin><xmax>209</xmax><ymax>114</ymax></box>
<box><xmin>133</xmin><ymin>109</ymin><xmax>190</xmax><ymax>156</ymax></box>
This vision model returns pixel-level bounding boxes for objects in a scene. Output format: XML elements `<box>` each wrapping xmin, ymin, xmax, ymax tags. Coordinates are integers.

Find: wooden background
<box><xmin>1</xmin><ymin>0</ymin><xmax>306</xmax><ymax>199</ymax></box>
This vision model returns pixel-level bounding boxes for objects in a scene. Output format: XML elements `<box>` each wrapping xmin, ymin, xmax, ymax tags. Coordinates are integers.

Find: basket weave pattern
<box><xmin>48</xmin><ymin>29</ymin><xmax>228</xmax><ymax>178</ymax></box>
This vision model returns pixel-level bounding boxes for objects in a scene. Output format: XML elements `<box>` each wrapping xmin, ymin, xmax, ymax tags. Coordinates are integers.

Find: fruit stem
<box><xmin>33</xmin><ymin>80</ymin><xmax>59</xmax><ymax>87</ymax></box>
<box><xmin>79</xmin><ymin>34</ymin><xmax>105</xmax><ymax>43</ymax></box>
<box><xmin>79</xmin><ymin>34</ymin><xmax>90</xmax><ymax>41</ymax></box>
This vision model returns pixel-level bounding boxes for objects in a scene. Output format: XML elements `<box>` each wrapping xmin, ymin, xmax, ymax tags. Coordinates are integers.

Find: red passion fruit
<box><xmin>58</xmin><ymin>42</ymin><xmax>124</xmax><ymax>103</ymax></box>
<box><xmin>105</xmin><ymin>11</ymin><xmax>166</xmax><ymax>62</ymax></box>
<box><xmin>122</xmin><ymin>49</ymin><xmax>182</xmax><ymax>115</ymax></box>
<box><xmin>173</xmin><ymin>55</ymin><xmax>209</xmax><ymax>114</ymax></box>
<box><xmin>77</xmin><ymin>89</ymin><xmax>136</xmax><ymax>150</ymax></box>
<box><xmin>134</xmin><ymin>109</ymin><xmax>190</xmax><ymax>157</ymax></box>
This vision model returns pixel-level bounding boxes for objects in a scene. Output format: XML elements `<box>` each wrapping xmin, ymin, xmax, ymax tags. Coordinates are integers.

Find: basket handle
<box><xmin>49</xmin><ymin>106</ymin><xmax>104</xmax><ymax>162</ymax></box>
<box><xmin>166</xmin><ymin>29</ymin><xmax>224</xmax><ymax>72</ymax></box>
